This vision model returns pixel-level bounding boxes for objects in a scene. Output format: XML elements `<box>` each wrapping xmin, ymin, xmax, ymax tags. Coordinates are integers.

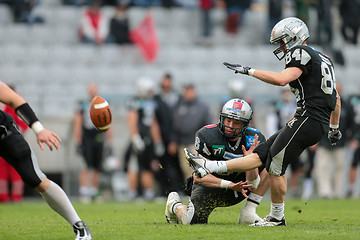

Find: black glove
<box><xmin>223</xmin><ymin>62</ymin><xmax>252</xmax><ymax>75</ymax></box>
<box><xmin>328</xmin><ymin>128</ymin><xmax>342</xmax><ymax>145</ymax></box>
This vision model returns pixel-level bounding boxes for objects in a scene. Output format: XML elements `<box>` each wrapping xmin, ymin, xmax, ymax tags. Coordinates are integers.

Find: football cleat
<box><xmin>238</xmin><ymin>208</ymin><xmax>263</xmax><ymax>224</ymax></box>
<box><xmin>184</xmin><ymin>148</ymin><xmax>210</xmax><ymax>178</ymax></box>
<box><xmin>249</xmin><ymin>215</ymin><xmax>286</xmax><ymax>227</ymax></box>
<box><xmin>73</xmin><ymin>221</ymin><xmax>92</xmax><ymax>240</ymax></box>
<box><xmin>165</xmin><ymin>192</ymin><xmax>181</xmax><ymax>224</ymax></box>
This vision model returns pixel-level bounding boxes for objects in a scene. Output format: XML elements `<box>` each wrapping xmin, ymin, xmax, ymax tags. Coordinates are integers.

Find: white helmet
<box><xmin>219</xmin><ymin>98</ymin><xmax>253</xmax><ymax>139</ymax></box>
<box><xmin>228</xmin><ymin>79</ymin><xmax>245</xmax><ymax>98</ymax></box>
<box><xmin>270</xmin><ymin>17</ymin><xmax>309</xmax><ymax>60</ymax></box>
<box><xmin>136</xmin><ymin>77</ymin><xmax>155</xmax><ymax>99</ymax></box>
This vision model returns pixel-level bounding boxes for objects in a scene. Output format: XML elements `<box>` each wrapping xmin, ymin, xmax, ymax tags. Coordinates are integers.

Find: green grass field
<box><xmin>0</xmin><ymin>198</ymin><xmax>359</xmax><ymax>240</ymax></box>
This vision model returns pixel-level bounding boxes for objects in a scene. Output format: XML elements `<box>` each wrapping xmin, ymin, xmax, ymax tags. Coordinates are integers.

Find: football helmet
<box><xmin>270</xmin><ymin>17</ymin><xmax>309</xmax><ymax>60</ymax></box>
<box><xmin>219</xmin><ymin>98</ymin><xmax>253</xmax><ymax>139</ymax></box>
<box><xmin>136</xmin><ymin>77</ymin><xmax>155</xmax><ymax>99</ymax></box>
<box><xmin>228</xmin><ymin>79</ymin><xmax>245</xmax><ymax>98</ymax></box>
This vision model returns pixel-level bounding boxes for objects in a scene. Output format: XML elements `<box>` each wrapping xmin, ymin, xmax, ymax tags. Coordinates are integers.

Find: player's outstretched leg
<box><xmin>250</xmin><ymin>215</ymin><xmax>286</xmax><ymax>227</ymax></box>
<box><xmin>184</xmin><ymin>148</ymin><xmax>210</xmax><ymax>178</ymax></box>
<box><xmin>165</xmin><ymin>192</ymin><xmax>181</xmax><ymax>223</ymax></box>
<box><xmin>73</xmin><ymin>221</ymin><xmax>92</xmax><ymax>240</ymax></box>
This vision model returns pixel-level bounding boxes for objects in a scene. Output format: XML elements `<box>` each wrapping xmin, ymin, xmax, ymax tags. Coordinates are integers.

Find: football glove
<box><xmin>328</xmin><ymin>128</ymin><xmax>342</xmax><ymax>145</ymax></box>
<box><xmin>154</xmin><ymin>142</ymin><xmax>165</xmax><ymax>157</ymax></box>
<box><xmin>223</xmin><ymin>62</ymin><xmax>252</xmax><ymax>75</ymax></box>
<box><xmin>131</xmin><ymin>134</ymin><xmax>145</xmax><ymax>153</ymax></box>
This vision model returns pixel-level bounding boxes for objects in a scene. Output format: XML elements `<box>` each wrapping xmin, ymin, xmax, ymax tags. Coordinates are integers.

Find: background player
<box><xmin>165</xmin><ymin>98</ymin><xmax>269</xmax><ymax>225</ymax></box>
<box><xmin>185</xmin><ymin>17</ymin><xmax>342</xmax><ymax>226</ymax></box>
<box><xmin>0</xmin><ymin>81</ymin><xmax>91</xmax><ymax>239</ymax></box>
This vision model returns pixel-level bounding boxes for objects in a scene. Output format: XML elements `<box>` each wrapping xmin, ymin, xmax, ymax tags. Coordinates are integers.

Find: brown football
<box><xmin>89</xmin><ymin>96</ymin><xmax>112</xmax><ymax>132</ymax></box>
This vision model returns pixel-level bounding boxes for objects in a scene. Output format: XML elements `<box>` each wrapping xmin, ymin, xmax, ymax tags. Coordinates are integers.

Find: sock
<box><xmin>270</xmin><ymin>202</ymin><xmax>285</xmax><ymax>220</ymax></box>
<box><xmin>247</xmin><ymin>193</ymin><xmax>263</xmax><ymax>205</ymax></box>
<box><xmin>143</xmin><ymin>189</ymin><xmax>155</xmax><ymax>200</ymax></box>
<box><xmin>40</xmin><ymin>180</ymin><xmax>81</xmax><ymax>226</ymax></box>
<box><xmin>79</xmin><ymin>186</ymin><xmax>90</xmax><ymax>196</ymax></box>
<box><xmin>206</xmin><ymin>160</ymin><xmax>228</xmax><ymax>173</ymax></box>
<box><xmin>172</xmin><ymin>202</ymin><xmax>182</xmax><ymax>214</ymax></box>
<box><xmin>89</xmin><ymin>187</ymin><xmax>99</xmax><ymax>197</ymax></box>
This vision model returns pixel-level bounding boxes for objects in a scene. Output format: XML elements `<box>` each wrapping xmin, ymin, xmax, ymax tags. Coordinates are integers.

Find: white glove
<box><xmin>132</xmin><ymin>134</ymin><xmax>145</xmax><ymax>153</ymax></box>
<box><xmin>154</xmin><ymin>142</ymin><xmax>165</xmax><ymax>157</ymax></box>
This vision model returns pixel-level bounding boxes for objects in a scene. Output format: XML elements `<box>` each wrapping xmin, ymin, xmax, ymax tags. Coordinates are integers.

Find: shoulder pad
<box><xmin>246</xmin><ymin>127</ymin><xmax>260</xmax><ymax>133</ymax></box>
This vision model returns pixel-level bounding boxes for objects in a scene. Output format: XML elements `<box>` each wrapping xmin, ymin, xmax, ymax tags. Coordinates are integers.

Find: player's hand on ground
<box><xmin>36</xmin><ymin>129</ymin><xmax>61</xmax><ymax>151</ymax></box>
<box><xmin>223</xmin><ymin>62</ymin><xmax>252</xmax><ymax>75</ymax></box>
<box><xmin>228</xmin><ymin>181</ymin><xmax>253</xmax><ymax>198</ymax></box>
<box><xmin>242</xmin><ymin>134</ymin><xmax>259</xmax><ymax>156</ymax></box>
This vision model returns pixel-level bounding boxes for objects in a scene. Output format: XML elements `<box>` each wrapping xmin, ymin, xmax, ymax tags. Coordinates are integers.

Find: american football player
<box><xmin>0</xmin><ymin>81</ymin><xmax>91</xmax><ymax>239</ymax></box>
<box><xmin>165</xmin><ymin>98</ymin><xmax>270</xmax><ymax>224</ymax></box>
<box><xmin>185</xmin><ymin>17</ymin><xmax>342</xmax><ymax>226</ymax></box>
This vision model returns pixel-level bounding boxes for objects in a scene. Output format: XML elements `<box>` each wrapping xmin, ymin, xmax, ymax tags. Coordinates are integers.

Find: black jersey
<box><xmin>194</xmin><ymin>124</ymin><xmax>266</xmax><ymax>182</ymax></box>
<box><xmin>285</xmin><ymin>45</ymin><xmax>337</xmax><ymax>124</ymax></box>
<box><xmin>127</xmin><ymin>96</ymin><xmax>157</xmax><ymax>139</ymax></box>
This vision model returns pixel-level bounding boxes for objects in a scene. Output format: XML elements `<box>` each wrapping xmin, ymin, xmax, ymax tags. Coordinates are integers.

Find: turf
<box><xmin>0</xmin><ymin>198</ymin><xmax>359</xmax><ymax>240</ymax></box>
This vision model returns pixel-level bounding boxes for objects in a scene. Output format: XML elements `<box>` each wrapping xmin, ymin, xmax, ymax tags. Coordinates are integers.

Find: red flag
<box><xmin>129</xmin><ymin>13</ymin><xmax>159</xmax><ymax>63</ymax></box>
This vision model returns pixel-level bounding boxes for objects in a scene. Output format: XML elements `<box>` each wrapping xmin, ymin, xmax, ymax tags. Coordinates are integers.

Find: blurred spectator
<box><xmin>0</xmin><ymin>85</ymin><xmax>28</xmax><ymax>203</ymax></box>
<box><xmin>339</xmin><ymin>0</ymin><xmax>360</xmax><ymax>44</ymax></box>
<box><xmin>78</xmin><ymin>0</ymin><xmax>110</xmax><ymax>45</ymax></box>
<box><xmin>301</xmin><ymin>146</ymin><xmax>317</xmax><ymax>200</ymax></box>
<box><xmin>198</xmin><ymin>0</ymin><xmax>214</xmax><ymax>43</ymax></box>
<box><xmin>347</xmin><ymin>91</ymin><xmax>360</xmax><ymax>198</ymax></box>
<box><xmin>266</xmin><ymin>88</ymin><xmax>304</xmax><ymax>198</ymax></box>
<box><xmin>62</xmin><ymin>0</ymin><xmax>91</xmax><ymax>5</ymax></box>
<box><xmin>293</xmin><ymin>0</ymin><xmax>311</xmax><ymax>27</ymax></box>
<box><xmin>268</xmin><ymin>0</ymin><xmax>282</xmax><ymax>39</ymax></box>
<box><xmin>108</xmin><ymin>3</ymin><xmax>132</xmax><ymax>45</ymax></box>
<box><xmin>73</xmin><ymin>83</ymin><xmax>113</xmax><ymax>203</ymax></box>
<box><xmin>162</xmin><ymin>0</ymin><xmax>177</xmax><ymax>7</ymax></box>
<box><xmin>10</xmin><ymin>0</ymin><xmax>45</xmax><ymax>24</ymax></box>
<box><xmin>315</xmin><ymin>82</ymin><xmax>354</xmax><ymax>199</ymax></box>
<box><xmin>223</xmin><ymin>0</ymin><xmax>251</xmax><ymax>34</ymax></box>
<box><xmin>153</xmin><ymin>73</ymin><xmax>184</xmax><ymax>196</ymax></box>
<box><xmin>315</xmin><ymin>0</ymin><xmax>333</xmax><ymax>47</ymax></box>
<box><xmin>125</xmin><ymin>77</ymin><xmax>164</xmax><ymax>200</ymax></box>
<box><xmin>169</xmin><ymin>84</ymin><xmax>212</xmax><ymax>181</ymax></box>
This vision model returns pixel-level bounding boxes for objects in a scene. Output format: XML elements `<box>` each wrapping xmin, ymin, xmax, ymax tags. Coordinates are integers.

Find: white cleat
<box><xmin>238</xmin><ymin>208</ymin><xmax>263</xmax><ymax>224</ymax></box>
<box><xmin>249</xmin><ymin>215</ymin><xmax>286</xmax><ymax>227</ymax></box>
<box><xmin>165</xmin><ymin>192</ymin><xmax>180</xmax><ymax>224</ymax></box>
<box><xmin>73</xmin><ymin>221</ymin><xmax>92</xmax><ymax>240</ymax></box>
<box><xmin>184</xmin><ymin>148</ymin><xmax>210</xmax><ymax>178</ymax></box>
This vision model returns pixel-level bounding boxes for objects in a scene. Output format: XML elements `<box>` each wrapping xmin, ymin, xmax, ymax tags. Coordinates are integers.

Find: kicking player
<box><xmin>185</xmin><ymin>17</ymin><xmax>341</xmax><ymax>226</ymax></box>
<box><xmin>0</xmin><ymin>81</ymin><xmax>91</xmax><ymax>240</ymax></box>
<box><xmin>165</xmin><ymin>98</ymin><xmax>270</xmax><ymax>224</ymax></box>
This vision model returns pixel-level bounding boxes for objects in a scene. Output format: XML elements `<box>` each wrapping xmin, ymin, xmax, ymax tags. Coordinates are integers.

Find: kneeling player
<box><xmin>165</xmin><ymin>98</ymin><xmax>269</xmax><ymax>224</ymax></box>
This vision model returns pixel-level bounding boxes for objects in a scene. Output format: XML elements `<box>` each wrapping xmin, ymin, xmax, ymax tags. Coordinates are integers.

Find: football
<box><xmin>89</xmin><ymin>96</ymin><xmax>112</xmax><ymax>132</ymax></box>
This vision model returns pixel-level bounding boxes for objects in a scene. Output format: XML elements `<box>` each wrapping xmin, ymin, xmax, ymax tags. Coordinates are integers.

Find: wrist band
<box><xmin>31</xmin><ymin>121</ymin><xmax>45</xmax><ymax>134</ymax></box>
<box><xmin>15</xmin><ymin>103</ymin><xmax>39</xmax><ymax>127</ymax></box>
<box><xmin>220</xmin><ymin>179</ymin><xmax>232</xmax><ymax>189</ymax></box>
<box><xmin>330</xmin><ymin>124</ymin><xmax>339</xmax><ymax>129</ymax></box>
<box><xmin>248</xmin><ymin>69</ymin><xmax>255</xmax><ymax>76</ymax></box>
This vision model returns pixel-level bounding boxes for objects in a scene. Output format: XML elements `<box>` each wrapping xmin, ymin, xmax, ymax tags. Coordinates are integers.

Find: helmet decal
<box><xmin>232</xmin><ymin>101</ymin><xmax>243</xmax><ymax>110</ymax></box>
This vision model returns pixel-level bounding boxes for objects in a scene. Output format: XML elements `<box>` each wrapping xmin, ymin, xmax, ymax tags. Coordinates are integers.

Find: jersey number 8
<box><xmin>320</xmin><ymin>61</ymin><xmax>336</xmax><ymax>95</ymax></box>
